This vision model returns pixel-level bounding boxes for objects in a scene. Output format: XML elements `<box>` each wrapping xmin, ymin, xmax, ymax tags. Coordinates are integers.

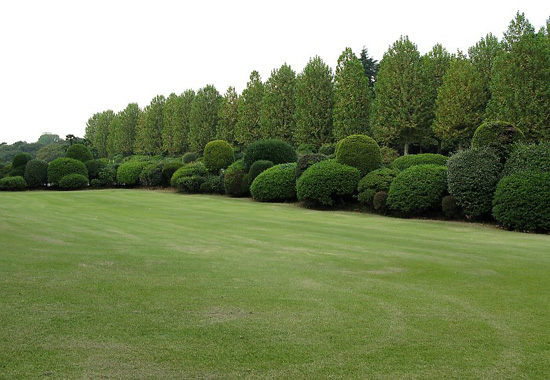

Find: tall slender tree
<box><xmin>92</xmin><ymin>110</ymin><xmax>115</xmax><ymax>157</ymax></box>
<box><xmin>139</xmin><ymin>95</ymin><xmax>165</xmax><ymax>155</ymax></box>
<box><xmin>189</xmin><ymin>85</ymin><xmax>222</xmax><ymax>152</ymax></box>
<box><xmin>217</xmin><ymin>86</ymin><xmax>239</xmax><ymax>144</ymax></box>
<box><xmin>235</xmin><ymin>71</ymin><xmax>264</xmax><ymax>146</ymax></box>
<box><xmin>174</xmin><ymin>90</ymin><xmax>195</xmax><ymax>153</ymax></box>
<box><xmin>359</xmin><ymin>46</ymin><xmax>379</xmax><ymax>87</ymax></box>
<box><xmin>118</xmin><ymin>103</ymin><xmax>140</xmax><ymax>156</ymax></box>
<box><xmin>162</xmin><ymin>93</ymin><xmax>179</xmax><ymax>153</ymax></box>
<box><xmin>468</xmin><ymin>33</ymin><xmax>501</xmax><ymax>109</ymax></box>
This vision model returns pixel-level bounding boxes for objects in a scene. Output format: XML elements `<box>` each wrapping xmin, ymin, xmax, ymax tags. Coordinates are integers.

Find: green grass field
<box><xmin>1</xmin><ymin>190</ymin><xmax>549</xmax><ymax>379</ymax></box>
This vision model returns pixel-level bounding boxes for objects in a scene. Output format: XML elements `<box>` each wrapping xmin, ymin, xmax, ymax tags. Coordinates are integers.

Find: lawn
<box><xmin>0</xmin><ymin>189</ymin><xmax>549</xmax><ymax>379</ymax></box>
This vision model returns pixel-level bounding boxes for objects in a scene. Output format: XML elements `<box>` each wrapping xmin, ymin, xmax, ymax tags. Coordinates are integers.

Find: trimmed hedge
<box><xmin>0</xmin><ymin>176</ymin><xmax>27</xmax><ymax>191</ymax></box>
<box><xmin>357</xmin><ymin>168</ymin><xmax>399</xmax><ymax>206</ymax></box>
<box><xmin>250</xmin><ymin>163</ymin><xmax>297</xmax><ymax>202</ymax></box>
<box><xmin>98</xmin><ymin>166</ymin><xmax>117</xmax><ymax>187</ymax></box>
<box><xmin>493</xmin><ymin>172</ymin><xmax>550</xmax><ymax>232</ymax></box>
<box><xmin>85</xmin><ymin>160</ymin><xmax>105</xmax><ymax>180</ymax></box>
<box><xmin>335</xmin><ymin>135</ymin><xmax>381</xmax><ymax>176</ymax></box>
<box><xmin>223</xmin><ymin>159</ymin><xmax>249</xmax><ymax>197</ymax></box>
<box><xmin>139</xmin><ymin>163</ymin><xmax>163</xmax><ymax>187</ymax></box>
<box><xmin>161</xmin><ymin>162</ymin><xmax>183</xmax><ymax>186</ymax></box>
<box><xmin>48</xmin><ymin>157</ymin><xmax>88</xmax><ymax>186</ymax></box>
<box><xmin>65</xmin><ymin>144</ymin><xmax>93</xmax><ymax>163</ymax></box>
<box><xmin>387</xmin><ymin>164</ymin><xmax>448</xmax><ymax>215</ymax></box>
<box><xmin>447</xmin><ymin>148</ymin><xmax>502</xmax><ymax>218</ymax></box>
<box><xmin>203</xmin><ymin>140</ymin><xmax>234</xmax><ymax>172</ymax></box>
<box><xmin>12</xmin><ymin>152</ymin><xmax>32</xmax><ymax>169</ymax></box>
<box><xmin>471</xmin><ymin>121</ymin><xmax>525</xmax><ymax>159</ymax></box>
<box><xmin>23</xmin><ymin>159</ymin><xmax>48</xmax><ymax>188</ymax></box>
<box><xmin>503</xmin><ymin>142</ymin><xmax>550</xmax><ymax>176</ymax></box>
<box><xmin>296</xmin><ymin>160</ymin><xmax>360</xmax><ymax>206</ymax></box>
<box><xmin>243</xmin><ymin>139</ymin><xmax>297</xmax><ymax>170</ymax></box>
<box><xmin>248</xmin><ymin>160</ymin><xmax>274</xmax><ymax>184</ymax></box>
<box><xmin>171</xmin><ymin>162</ymin><xmax>208</xmax><ymax>193</ymax></box>
<box><xmin>116</xmin><ymin>161</ymin><xmax>148</xmax><ymax>186</ymax></box>
<box><xmin>296</xmin><ymin>154</ymin><xmax>327</xmax><ymax>179</ymax></box>
<box><xmin>59</xmin><ymin>174</ymin><xmax>89</xmax><ymax>190</ymax></box>
<box><xmin>390</xmin><ymin>153</ymin><xmax>448</xmax><ymax>171</ymax></box>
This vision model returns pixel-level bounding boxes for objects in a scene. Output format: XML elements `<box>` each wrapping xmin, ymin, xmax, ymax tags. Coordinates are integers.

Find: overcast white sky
<box><xmin>0</xmin><ymin>0</ymin><xmax>548</xmax><ymax>144</ymax></box>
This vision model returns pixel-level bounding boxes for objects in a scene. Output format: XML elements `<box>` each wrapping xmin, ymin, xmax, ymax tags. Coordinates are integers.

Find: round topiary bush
<box><xmin>161</xmin><ymin>162</ymin><xmax>183</xmax><ymax>187</ymax></box>
<box><xmin>503</xmin><ymin>142</ymin><xmax>550</xmax><ymax>176</ymax></box>
<box><xmin>442</xmin><ymin>195</ymin><xmax>462</xmax><ymax>219</ymax></box>
<box><xmin>357</xmin><ymin>168</ymin><xmax>400</xmax><ymax>206</ymax></box>
<box><xmin>447</xmin><ymin>148</ymin><xmax>502</xmax><ymax>218</ymax></box>
<box><xmin>0</xmin><ymin>176</ymin><xmax>27</xmax><ymax>191</ymax></box>
<box><xmin>296</xmin><ymin>160</ymin><xmax>361</xmax><ymax>207</ymax></box>
<box><xmin>248</xmin><ymin>160</ymin><xmax>274</xmax><ymax>185</ymax></box>
<box><xmin>12</xmin><ymin>152</ymin><xmax>32</xmax><ymax>170</ymax></box>
<box><xmin>139</xmin><ymin>163</ymin><xmax>163</xmax><ymax>187</ymax></box>
<box><xmin>85</xmin><ymin>159</ymin><xmax>106</xmax><ymax>180</ymax></box>
<box><xmin>170</xmin><ymin>162</ymin><xmax>208</xmax><ymax>193</ymax></box>
<box><xmin>203</xmin><ymin>140</ymin><xmax>235</xmax><ymax>173</ymax></box>
<box><xmin>243</xmin><ymin>139</ymin><xmax>297</xmax><ymax>170</ymax></box>
<box><xmin>59</xmin><ymin>173</ymin><xmax>89</xmax><ymax>190</ymax></box>
<box><xmin>65</xmin><ymin>144</ymin><xmax>93</xmax><ymax>163</ymax></box>
<box><xmin>116</xmin><ymin>161</ymin><xmax>148</xmax><ymax>186</ymax></box>
<box><xmin>223</xmin><ymin>159</ymin><xmax>249</xmax><ymax>197</ymax></box>
<box><xmin>492</xmin><ymin>172</ymin><xmax>550</xmax><ymax>232</ymax></box>
<box><xmin>387</xmin><ymin>164</ymin><xmax>448</xmax><ymax>215</ymax></box>
<box><xmin>250</xmin><ymin>163</ymin><xmax>297</xmax><ymax>202</ymax></box>
<box><xmin>48</xmin><ymin>157</ymin><xmax>88</xmax><ymax>186</ymax></box>
<box><xmin>390</xmin><ymin>153</ymin><xmax>448</xmax><ymax>171</ymax></box>
<box><xmin>373</xmin><ymin>191</ymin><xmax>389</xmax><ymax>213</ymax></box>
<box><xmin>183</xmin><ymin>152</ymin><xmax>199</xmax><ymax>163</ymax></box>
<box><xmin>471</xmin><ymin>121</ymin><xmax>525</xmax><ymax>159</ymax></box>
<box><xmin>24</xmin><ymin>158</ymin><xmax>48</xmax><ymax>188</ymax></box>
<box><xmin>295</xmin><ymin>154</ymin><xmax>327</xmax><ymax>179</ymax></box>
<box><xmin>335</xmin><ymin>135</ymin><xmax>382</xmax><ymax>176</ymax></box>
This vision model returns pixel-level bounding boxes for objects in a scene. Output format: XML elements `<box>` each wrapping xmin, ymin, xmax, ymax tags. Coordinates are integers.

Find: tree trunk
<box><xmin>404</xmin><ymin>142</ymin><xmax>410</xmax><ymax>155</ymax></box>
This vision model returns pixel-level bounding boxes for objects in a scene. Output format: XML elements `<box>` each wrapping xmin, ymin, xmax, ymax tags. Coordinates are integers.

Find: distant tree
<box><xmin>139</xmin><ymin>95</ymin><xmax>165</xmax><ymax>154</ymax></box>
<box><xmin>359</xmin><ymin>46</ymin><xmax>379</xmax><ymax>86</ymax></box>
<box><xmin>260</xmin><ymin>64</ymin><xmax>297</xmax><ymax>142</ymax></box>
<box><xmin>36</xmin><ymin>143</ymin><xmax>66</xmax><ymax>162</ymax></box>
<box><xmin>85</xmin><ymin>113</ymin><xmax>101</xmax><ymax>147</ymax></box>
<box><xmin>189</xmin><ymin>85</ymin><xmax>222</xmax><ymax>152</ymax></box>
<box><xmin>235</xmin><ymin>71</ymin><xmax>264</xmax><ymax>146</ymax></box>
<box><xmin>90</xmin><ymin>110</ymin><xmax>115</xmax><ymax>157</ymax></box>
<box><xmin>37</xmin><ymin>133</ymin><xmax>61</xmax><ymax>145</ymax></box>
<box><xmin>107</xmin><ymin>112</ymin><xmax>123</xmax><ymax>156</ymax></box>
<box><xmin>65</xmin><ymin>134</ymin><xmax>76</xmax><ymax>145</ymax></box>
<box><xmin>294</xmin><ymin>56</ymin><xmax>334</xmax><ymax>146</ymax></box>
<box><xmin>217</xmin><ymin>86</ymin><xmax>239</xmax><ymax>144</ymax></box>
<box><xmin>134</xmin><ymin>110</ymin><xmax>148</xmax><ymax>154</ymax></box>
<box><xmin>468</xmin><ymin>33</ymin><xmax>501</xmax><ymax>109</ymax></box>
<box><xmin>172</xmin><ymin>90</ymin><xmax>195</xmax><ymax>154</ymax></box>
<box><xmin>118</xmin><ymin>103</ymin><xmax>140</xmax><ymax>156</ymax></box>
<box><xmin>333</xmin><ymin>47</ymin><xmax>373</xmax><ymax>140</ymax></box>
<box><xmin>162</xmin><ymin>93</ymin><xmax>179</xmax><ymax>154</ymax></box>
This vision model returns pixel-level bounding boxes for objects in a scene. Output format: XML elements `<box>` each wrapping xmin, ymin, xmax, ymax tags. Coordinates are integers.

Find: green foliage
<box><xmin>296</xmin><ymin>160</ymin><xmax>360</xmax><ymax>206</ymax></box>
<box><xmin>189</xmin><ymin>85</ymin><xmax>222</xmax><ymax>152</ymax></box>
<box><xmin>335</xmin><ymin>135</ymin><xmax>381</xmax><ymax>176</ymax></box>
<box><xmin>36</xmin><ymin>143</ymin><xmax>66</xmax><ymax>162</ymax></box>
<box><xmin>59</xmin><ymin>174</ymin><xmax>89</xmax><ymax>190</ymax></box>
<box><xmin>12</xmin><ymin>153</ymin><xmax>32</xmax><ymax>169</ymax></box>
<box><xmin>296</xmin><ymin>143</ymin><xmax>317</xmax><ymax>155</ymax></box>
<box><xmin>8</xmin><ymin>167</ymin><xmax>25</xmax><ymax>177</ymax></box>
<box><xmin>296</xmin><ymin>153</ymin><xmax>327</xmax><ymax>178</ymax></box>
<box><xmin>373</xmin><ymin>191</ymin><xmax>389</xmax><ymax>213</ymax></box>
<box><xmin>250</xmin><ymin>163</ymin><xmax>297</xmax><ymax>202</ymax></box>
<box><xmin>471</xmin><ymin>121</ymin><xmax>525</xmax><ymax>159</ymax></box>
<box><xmin>85</xmin><ymin>160</ymin><xmax>105</xmax><ymax>180</ymax></box>
<box><xmin>162</xmin><ymin>93</ymin><xmax>180</xmax><ymax>154</ymax></box>
<box><xmin>98</xmin><ymin>166</ymin><xmax>117</xmax><ymax>187</ymax></box>
<box><xmin>24</xmin><ymin>159</ymin><xmax>48</xmax><ymax>188</ymax></box>
<box><xmin>217</xmin><ymin>87</ymin><xmax>239</xmax><ymax>145</ymax></box>
<box><xmin>235</xmin><ymin>71</ymin><xmax>264</xmax><ymax>146</ymax></box>
<box><xmin>493</xmin><ymin>172</ymin><xmax>550</xmax><ymax>232</ymax></box>
<box><xmin>248</xmin><ymin>160</ymin><xmax>274</xmax><ymax>184</ymax></box>
<box><xmin>37</xmin><ymin>133</ymin><xmax>61</xmax><ymax>145</ymax></box>
<box><xmin>171</xmin><ymin>162</ymin><xmax>208</xmax><ymax>193</ymax></box>
<box><xmin>390</xmin><ymin>153</ymin><xmax>448</xmax><ymax>171</ymax></box>
<box><xmin>203</xmin><ymin>140</ymin><xmax>234</xmax><ymax>173</ymax></box>
<box><xmin>136</xmin><ymin>95</ymin><xmax>165</xmax><ymax>155</ymax></box>
<box><xmin>318</xmin><ymin>143</ymin><xmax>336</xmax><ymax>156</ymax></box>
<box><xmin>223</xmin><ymin>159</ymin><xmax>249</xmax><ymax>197</ymax></box>
<box><xmin>359</xmin><ymin>46</ymin><xmax>379</xmax><ymax>86</ymax></box>
<box><xmin>161</xmin><ymin>162</ymin><xmax>183</xmax><ymax>187</ymax></box>
<box><xmin>183</xmin><ymin>152</ymin><xmax>198</xmax><ymax>163</ymax></box>
<box><xmin>357</xmin><ymin>168</ymin><xmax>399</xmax><ymax>206</ymax></box>
<box><xmin>200</xmin><ymin>173</ymin><xmax>225</xmax><ymax>194</ymax></box>
<box><xmin>503</xmin><ymin>142</ymin><xmax>550</xmax><ymax>176</ymax></box>
<box><xmin>243</xmin><ymin>139</ymin><xmax>297</xmax><ymax>170</ymax></box>
<box><xmin>173</xmin><ymin>90</ymin><xmax>195</xmax><ymax>154</ymax></box>
<box><xmin>48</xmin><ymin>157</ymin><xmax>88</xmax><ymax>186</ymax></box>
<box><xmin>65</xmin><ymin>144</ymin><xmax>93</xmax><ymax>163</ymax></box>
<box><xmin>87</xmin><ymin>110</ymin><xmax>115</xmax><ymax>158</ymax></box>
<box><xmin>468</xmin><ymin>33</ymin><xmax>501</xmax><ymax>106</ymax></box>
<box><xmin>139</xmin><ymin>164</ymin><xmax>163</xmax><ymax>187</ymax></box>
<box><xmin>387</xmin><ymin>165</ymin><xmax>448</xmax><ymax>215</ymax></box>
<box><xmin>116</xmin><ymin>161</ymin><xmax>148</xmax><ymax>186</ymax></box>
<box><xmin>0</xmin><ymin>176</ymin><xmax>27</xmax><ymax>191</ymax></box>
<box><xmin>442</xmin><ymin>195</ymin><xmax>462</xmax><ymax>219</ymax></box>
<box><xmin>380</xmin><ymin>146</ymin><xmax>399</xmax><ymax>166</ymax></box>
<box><xmin>447</xmin><ymin>148</ymin><xmax>502</xmax><ymax>218</ymax></box>
<box><xmin>333</xmin><ymin>47</ymin><xmax>373</xmax><ymax>140</ymax></box>
<box><xmin>294</xmin><ymin>56</ymin><xmax>334</xmax><ymax>146</ymax></box>
<box><xmin>112</xmin><ymin>103</ymin><xmax>140</xmax><ymax>156</ymax></box>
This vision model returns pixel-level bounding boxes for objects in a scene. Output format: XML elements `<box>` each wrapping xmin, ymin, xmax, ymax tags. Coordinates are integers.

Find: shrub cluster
<box><xmin>183</xmin><ymin>152</ymin><xmax>198</xmax><ymax>163</ymax></box>
<box><xmin>503</xmin><ymin>142</ymin><xmax>550</xmax><ymax>176</ymax></box>
<box><xmin>471</xmin><ymin>121</ymin><xmax>525</xmax><ymax>159</ymax></box>
<box><xmin>59</xmin><ymin>174</ymin><xmax>89</xmax><ymax>190</ymax></box>
<box><xmin>318</xmin><ymin>143</ymin><xmax>336</xmax><ymax>156</ymax></box>
<box><xmin>48</xmin><ymin>157</ymin><xmax>88</xmax><ymax>186</ymax></box>
<box><xmin>335</xmin><ymin>135</ymin><xmax>381</xmax><ymax>176</ymax></box>
<box><xmin>295</xmin><ymin>154</ymin><xmax>327</xmax><ymax>178</ymax></box>
<box><xmin>0</xmin><ymin>176</ymin><xmax>27</xmax><ymax>191</ymax></box>
<box><xmin>65</xmin><ymin>144</ymin><xmax>93</xmax><ymax>163</ymax></box>
<box><xmin>223</xmin><ymin>159</ymin><xmax>249</xmax><ymax>197</ymax></box>
<box><xmin>243</xmin><ymin>139</ymin><xmax>297</xmax><ymax>170</ymax></box>
<box><xmin>171</xmin><ymin>162</ymin><xmax>208</xmax><ymax>193</ymax></box>
<box><xmin>357</xmin><ymin>168</ymin><xmax>399</xmax><ymax>206</ymax></box>
<box><xmin>24</xmin><ymin>159</ymin><xmax>48</xmax><ymax>188</ymax></box>
<box><xmin>203</xmin><ymin>140</ymin><xmax>234</xmax><ymax>172</ymax></box>
<box><xmin>139</xmin><ymin>163</ymin><xmax>163</xmax><ymax>187</ymax></box>
<box><xmin>12</xmin><ymin>153</ymin><xmax>32</xmax><ymax>170</ymax></box>
<box><xmin>248</xmin><ymin>160</ymin><xmax>274</xmax><ymax>184</ymax></box>
<box><xmin>98</xmin><ymin>166</ymin><xmax>117</xmax><ymax>187</ymax></box>
<box><xmin>116</xmin><ymin>161</ymin><xmax>148</xmax><ymax>186</ymax></box>
<box><xmin>297</xmin><ymin>143</ymin><xmax>317</xmax><ymax>155</ymax></box>
<box><xmin>250</xmin><ymin>163</ymin><xmax>297</xmax><ymax>202</ymax></box>
<box><xmin>85</xmin><ymin>160</ymin><xmax>106</xmax><ymax>180</ymax></box>
<box><xmin>390</xmin><ymin>153</ymin><xmax>448</xmax><ymax>171</ymax></box>
<box><xmin>161</xmin><ymin>162</ymin><xmax>183</xmax><ymax>186</ymax></box>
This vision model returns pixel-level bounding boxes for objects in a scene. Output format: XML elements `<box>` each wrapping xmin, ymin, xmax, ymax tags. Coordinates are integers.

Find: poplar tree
<box><xmin>174</xmin><ymin>90</ymin><xmax>195</xmax><ymax>153</ymax></box>
<box><xmin>217</xmin><ymin>86</ymin><xmax>239</xmax><ymax>144</ymax></box>
<box><xmin>93</xmin><ymin>110</ymin><xmax>115</xmax><ymax>157</ymax></box>
<box><xmin>107</xmin><ymin>112</ymin><xmax>122</xmax><ymax>157</ymax></box>
<box><xmin>162</xmin><ymin>93</ymin><xmax>179</xmax><ymax>153</ymax></box>
<box><xmin>468</xmin><ymin>33</ymin><xmax>501</xmax><ymax>108</ymax></box>
<box><xmin>189</xmin><ymin>85</ymin><xmax>222</xmax><ymax>152</ymax></box>
<box><xmin>118</xmin><ymin>103</ymin><xmax>140</xmax><ymax>156</ymax></box>
<box><xmin>139</xmin><ymin>95</ymin><xmax>165</xmax><ymax>155</ymax></box>
<box><xmin>235</xmin><ymin>71</ymin><xmax>264</xmax><ymax>146</ymax></box>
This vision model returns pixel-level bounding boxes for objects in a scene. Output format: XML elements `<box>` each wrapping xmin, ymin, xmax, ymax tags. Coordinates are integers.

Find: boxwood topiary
<box><xmin>295</xmin><ymin>154</ymin><xmax>327</xmax><ymax>179</ymax></box>
<box><xmin>85</xmin><ymin>159</ymin><xmax>106</xmax><ymax>180</ymax></box>
<box><xmin>243</xmin><ymin>139</ymin><xmax>297</xmax><ymax>170</ymax></box>
<box><xmin>116</xmin><ymin>161</ymin><xmax>148</xmax><ymax>186</ymax></box>
<box><xmin>59</xmin><ymin>173</ymin><xmax>89</xmax><ymax>190</ymax></box>
<box><xmin>24</xmin><ymin>158</ymin><xmax>48</xmax><ymax>188</ymax></box>
<box><xmin>0</xmin><ymin>176</ymin><xmax>27</xmax><ymax>191</ymax></box>
<box><xmin>65</xmin><ymin>143</ymin><xmax>93</xmax><ymax>163</ymax></box>
<box><xmin>447</xmin><ymin>148</ymin><xmax>502</xmax><ymax>218</ymax></box>
<box><xmin>161</xmin><ymin>162</ymin><xmax>183</xmax><ymax>186</ymax></box>
<box><xmin>492</xmin><ymin>172</ymin><xmax>550</xmax><ymax>232</ymax></box>
<box><xmin>296</xmin><ymin>160</ymin><xmax>360</xmax><ymax>207</ymax></box>
<box><xmin>471</xmin><ymin>121</ymin><xmax>525</xmax><ymax>159</ymax></box>
<box><xmin>48</xmin><ymin>157</ymin><xmax>88</xmax><ymax>186</ymax></box>
<box><xmin>203</xmin><ymin>140</ymin><xmax>235</xmax><ymax>173</ymax></box>
<box><xmin>503</xmin><ymin>142</ymin><xmax>550</xmax><ymax>176</ymax></box>
<box><xmin>390</xmin><ymin>153</ymin><xmax>448</xmax><ymax>171</ymax></box>
<box><xmin>223</xmin><ymin>159</ymin><xmax>249</xmax><ymax>197</ymax></box>
<box><xmin>357</xmin><ymin>168</ymin><xmax>399</xmax><ymax>206</ymax></box>
<box><xmin>250</xmin><ymin>163</ymin><xmax>297</xmax><ymax>202</ymax></box>
<box><xmin>12</xmin><ymin>152</ymin><xmax>32</xmax><ymax>170</ymax></box>
<box><xmin>171</xmin><ymin>162</ymin><xmax>208</xmax><ymax>193</ymax></box>
<box><xmin>335</xmin><ymin>135</ymin><xmax>381</xmax><ymax>176</ymax></box>
<box><xmin>248</xmin><ymin>160</ymin><xmax>274</xmax><ymax>185</ymax></box>
<box><xmin>183</xmin><ymin>152</ymin><xmax>199</xmax><ymax>163</ymax></box>
<box><xmin>387</xmin><ymin>164</ymin><xmax>448</xmax><ymax>215</ymax></box>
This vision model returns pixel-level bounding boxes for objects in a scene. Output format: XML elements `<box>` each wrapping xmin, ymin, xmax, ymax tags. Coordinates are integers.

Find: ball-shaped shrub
<box><xmin>492</xmin><ymin>172</ymin><xmax>550</xmax><ymax>232</ymax></box>
<box><xmin>59</xmin><ymin>173</ymin><xmax>89</xmax><ymax>190</ymax></box>
<box><xmin>12</xmin><ymin>153</ymin><xmax>32</xmax><ymax>169</ymax></box>
<box><xmin>296</xmin><ymin>154</ymin><xmax>327</xmax><ymax>179</ymax></box>
<box><xmin>447</xmin><ymin>148</ymin><xmax>502</xmax><ymax>218</ymax></box>
<box><xmin>357</xmin><ymin>168</ymin><xmax>399</xmax><ymax>206</ymax></box>
<box><xmin>248</xmin><ymin>160</ymin><xmax>274</xmax><ymax>185</ymax></box>
<box><xmin>85</xmin><ymin>160</ymin><xmax>105</xmax><ymax>180</ymax></box>
<box><xmin>442</xmin><ymin>195</ymin><xmax>462</xmax><ymax>219</ymax></box>
<box><xmin>471</xmin><ymin>121</ymin><xmax>525</xmax><ymax>159</ymax></box>
<box><xmin>139</xmin><ymin>163</ymin><xmax>163</xmax><ymax>187</ymax></box>
<box><xmin>503</xmin><ymin>142</ymin><xmax>550</xmax><ymax>176</ymax></box>
<box><xmin>387</xmin><ymin>164</ymin><xmax>448</xmax><ymax>215</ymax></box>
<box><xmin>203</xmin><ymin>140</ymin><xmax>235</xmax><ymax>172</ymax></box>
<box><xmin>373</xmin><ymin>191</ymin><xmax>389</xmax><ymax>213</ymax></box>
<box><xmin>48</xmin><ymin>157</ymin><xmax>88</xmax><ymax>186</ymax></box>
<box><xmin>183</xmin><ymin>152</ymin><xmax>198</xmax><ymax>163</ymax></box>
<box><xmin>335</xmin><ymin>135</ymin><xmax>382</xmax><ymax>176</ymax></box>
<box><xmin>250</xmin><ymin>163</ymin><xmax>297</xmax><ymax>202</ymax></box>
<box><xmin>223</xmin><ymin>159</ymin><xmax>249</xmax><ymax>197</ymax></box>
<box><xmin>161</xmin><ymin>162</ymin><xmax>183</xmax><ymax>186</ymax></box>
<box><xmin>24</xmin><ymin>159</ymin><xmax>48</xmax><ymax>188</ymax></box>
<box><xmin>170</xmin><ymin>162</ymin><xmax>208</xmax><ymax>193</ymax></box>
<box><xmin>0</xmin><ymin>176</ymin><xmax>27</xmax><ymax>191</ymax></box>
<box><xmin>297</xmin><ymin>160</ymin><xmax>361</xmax><ymax>207</ymax></box>
<box><xmin>243</xmin><ymin>139</ymin><xmax>297</xmax><ymax>170</ymax></box>
<box><xmin>98</xmin><ymin>166</ymin><xmax>117</xmax><ymax>187</ymax></box>
<box><xmin>65</xmin><ymin>144</ymin><xmax>93</xmax><ymax>163</ymax></box>
<box><xmin>116</xmin><ymin>161</ymin><xmax>148</xmax><ymax>186</ymax></box>
<box><xmin>390</xmin><ymin>153</ymin><xmax>448</xmax><ymax>171</ymax></box>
